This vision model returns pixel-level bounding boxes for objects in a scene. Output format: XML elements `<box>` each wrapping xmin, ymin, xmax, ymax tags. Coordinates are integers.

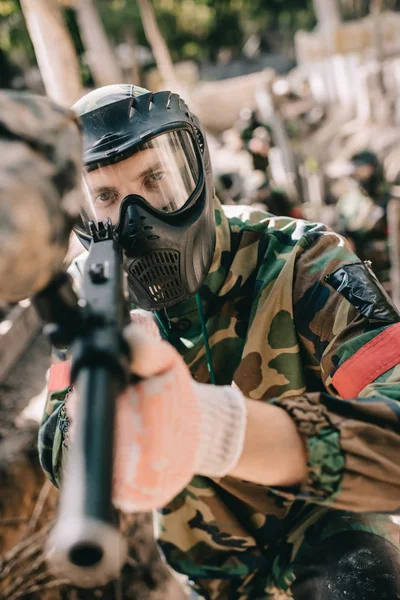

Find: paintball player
<box><xmin>238</xmin><ymin>107</ymin><xmax>271</xmax><ymax>172</ymax></box>
<box><xmin>336</xmin><ymin>150</ymin><xmax>392</xmax><ymax>291</ymax></box>
<box><xmin>244</xmin><ymin>168</ymin><xmax>294</xmax><ymax>217</ymax></box>
<box><xmin>39</xmin><ymin>85</ymin><xmax>400</xmax><ymax>599</ymax></box>
<box><xmin>237</xmin><ymin>108</ymin><xmax>295</xmax><ymax>218</ymax></box>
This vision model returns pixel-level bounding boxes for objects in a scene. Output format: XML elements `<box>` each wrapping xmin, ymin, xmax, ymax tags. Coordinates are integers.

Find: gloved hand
<box><xmin>111</xmin><ymin>314</ymin><xmax>247</xmax><ymax>512</ymax></box>
<box><xmin>66</xmin><ymin>312</ymin><xmax>247</xmax><ymax>512</ymax></box>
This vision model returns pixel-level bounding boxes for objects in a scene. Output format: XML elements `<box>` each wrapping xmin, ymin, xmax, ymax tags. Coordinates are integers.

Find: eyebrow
<box><xmin>91</xmin><ymin>185</ymin><xmax>118</xmax><ymax>196</ymax></box>
<box><xmin>138</xmin><ymin>161</ymin><xmax>164</xmax><ymax>179</ymax></box>
<box><xmin>91</xmin><ymin>161</ymin><xmax>166</xmax><ymax>195</ymax></box>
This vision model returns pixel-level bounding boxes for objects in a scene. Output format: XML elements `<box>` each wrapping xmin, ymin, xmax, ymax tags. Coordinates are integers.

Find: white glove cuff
<box><xmin>193</xmin><ymin>383</ymin><xmax>247</xmax><ymax>478</ymax></box>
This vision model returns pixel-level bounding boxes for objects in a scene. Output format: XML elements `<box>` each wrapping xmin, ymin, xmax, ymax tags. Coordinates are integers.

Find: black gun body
<box><xmin>70</xmin><ymin>235</ymin><xmax>130</xmax><ymax>525</ymax></box>
<box><xmin>45</xmin><ymin>225</ymin><xmax>131</xmax><ymax>587</ymax></box>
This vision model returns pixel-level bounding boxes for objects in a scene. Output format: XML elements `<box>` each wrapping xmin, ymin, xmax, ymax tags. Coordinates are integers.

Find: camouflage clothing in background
<box><xmin>336</xmin><ymin>181</ymin><xmax>391</xmax><ymax>289</ymax></box>
<box><xmin>39</xmin><ymin>199</ymin><xmax>400</xmax><ymax>598</ymax></box>
<box><xmin>0</xmin><ymin>90</ymin><xmax>82</xmax><ymax>302</ymax></box>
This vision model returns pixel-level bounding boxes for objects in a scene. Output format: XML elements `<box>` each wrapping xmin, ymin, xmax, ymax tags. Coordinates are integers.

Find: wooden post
<box><xmin>255</xmin><ymin>84</ymin><xmax>300</xmax><ymax>201</ymax></box>
<box><xmin>136</xmin><ymin>0</ymin><xmax>179</xmax><ymax>91</ymax></box>
<box><xmin>124</xmin><ymin>26</ymin><xmax>142</xmax><ymax>86</ymax></box>
<box><xmin>312</xmin><ymin>0</ymin><xmax>340</xmax><ymax>31</ymax></box>
<box><xmin>387</xmin><ymin>195</ymin><xmax>400</xmax><ymax>308</ymax></box>
<box><xmin>75</xmin><ymin>0</ymin><xmax>124</xmax><ymax>87</ymax></box>
<box><xmin>19</xmin><ymin>0</ymin><xmax>82</xmax><ymax>106</ymax></box>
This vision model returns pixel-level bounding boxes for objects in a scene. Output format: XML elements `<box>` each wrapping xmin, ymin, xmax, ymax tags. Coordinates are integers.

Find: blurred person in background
<box><xmin>40</xmin><ymin>85</ymin><xmax>400</xmax><ymax>600</ymax></box>
<box><xmin>238</xmin><ymin>107</ymin><xmax>272</xmax><ymax>172</ymax></box>
<box><xmin>214</xmin><ymin>170</ymin><xmax>245</xmax><ymax>205</ymax></box>
<box><xmin>337</xmin><ymin>150</ymin><xmax>392</xmax><ymax>292</ymax></box>
<box><xmin>242</xmin><ymin>167</ymin><xmax>294</xmax><ymax>216</ymax></box>
<box><xmin>235</xmin><ymin>108</ymin><xmax>295</xmax><ymax>217</ymax></box>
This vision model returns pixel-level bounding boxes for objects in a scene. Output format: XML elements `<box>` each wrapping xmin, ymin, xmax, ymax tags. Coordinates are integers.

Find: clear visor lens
<box><xmin>78</xmin><ymin>130</ymin><xmax>199</xmax><ymax>233</ymax></box>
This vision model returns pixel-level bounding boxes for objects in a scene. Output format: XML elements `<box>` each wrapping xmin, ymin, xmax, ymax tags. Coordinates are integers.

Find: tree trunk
<box><xmin>75</xmin><ymin>0</ymin><xmax>124</xmax><ymax>87</ymax></box>
<box><xmin>123</xmin><ymin>26</ymin><xmax>142</xmax><ymax>87</ymax></box>
<box><xmin>388</xmin><ymin>197</ymin><xmax>400</xmax><ymax>309</ymax></box>
<box><xmin>136</xmin><ymin>0</ymin><xmax>178</xmax><ymax>91</ymax></box>
<box><xmin>312</xmin><ymin>0</ymin><xmax>341</xmax><ymax>30</ymax></box>
<box><xmin>370</xmin><ymin>0</ymin><xmax>386</xmax><ymax>94</ymax></box>
<box><xmin>19</xmin><ymin>0</ymin><xmax>82</xmax><ymax>106</ymax></box>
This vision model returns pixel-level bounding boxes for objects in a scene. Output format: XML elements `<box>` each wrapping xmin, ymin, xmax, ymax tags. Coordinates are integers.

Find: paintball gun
<box><xmin>0</xmin><ymin>91</ymin><xmax>129</xmax><ymax>587</ymax></box>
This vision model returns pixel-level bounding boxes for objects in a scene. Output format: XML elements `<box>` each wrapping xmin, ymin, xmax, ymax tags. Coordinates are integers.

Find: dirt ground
<box><xmin>0</xmin><ymin>333</ymin><xmax>51</xmax><ymax>425</ymax></box>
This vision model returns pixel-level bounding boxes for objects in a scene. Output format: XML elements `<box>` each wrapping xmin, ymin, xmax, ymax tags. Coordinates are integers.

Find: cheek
<box><xmin>145</xmin><ymin>191</ymin><xmax>165</xmax><ymax>209</ymax></box>
<box><xmin>109</xmin><ymin>203</ymin><xmax>123</xmax><ymax>225</ymax></box>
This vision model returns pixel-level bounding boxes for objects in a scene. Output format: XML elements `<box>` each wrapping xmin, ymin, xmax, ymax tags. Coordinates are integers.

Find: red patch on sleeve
<box><xmin>48</xmin><ymin>361</ymin><xmax>71</xmax><ymax>392</ymax></box>
<box><xmin>332</xmin><ymin>322</ymin><xmax>400</xmax><ymax>399</ymax></box>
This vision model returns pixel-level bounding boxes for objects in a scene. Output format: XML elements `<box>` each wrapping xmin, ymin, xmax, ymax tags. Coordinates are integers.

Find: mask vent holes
<box><xmin>194</xmin><ymin>126</ymin><xmax>205</xmax><ymax>154</ymax></box>
<box><xmin>130</xmin><ymin>250</ymin><xmax>184</xmax><ymax>304</ymax></box>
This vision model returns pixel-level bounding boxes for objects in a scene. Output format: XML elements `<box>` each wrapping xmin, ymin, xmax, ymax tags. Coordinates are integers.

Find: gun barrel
<box><xmin>46</xmin><ymin>365</ymin><xmax>127</xmax><ymax>587</ymax></box>
<box><xmin>47</xmin><ymin>515</ymin><xmax>127</xmax><ymax>588</ymax></box>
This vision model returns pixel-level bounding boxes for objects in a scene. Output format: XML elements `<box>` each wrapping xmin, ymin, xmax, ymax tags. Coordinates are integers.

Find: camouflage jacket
<box><xmin>39</xmin><ymin>200</ymin><xmax>400</xmax><ymax>598</ymax></box>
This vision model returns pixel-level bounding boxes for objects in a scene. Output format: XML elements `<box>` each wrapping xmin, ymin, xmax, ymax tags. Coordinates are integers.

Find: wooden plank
<box><xmin>387</xmin><ymin>197</ymin><xmax>400</xmax><ymax>310</ymax></box>
<box><xmin>0</xmin><ymin>301</ymin><xmax>42</xmax><ymax>383</ymax></box>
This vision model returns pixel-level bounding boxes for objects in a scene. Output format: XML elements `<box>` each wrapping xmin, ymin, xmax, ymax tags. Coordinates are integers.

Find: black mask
<box><xmin>115</xmin><ymin>193</ymin><xmax>215</xmax><ymax>310</ymax></box>
<box><xmin>73</xmin><ymin>86</ymin><xmax>216</xmax><ymax>310</ymax></box>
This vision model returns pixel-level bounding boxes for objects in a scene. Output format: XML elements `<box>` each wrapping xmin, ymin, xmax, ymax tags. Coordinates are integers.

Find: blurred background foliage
<box><xmin>0</xmin><ymin>0</ymin><xmax>304</xmax><ymax>84</ymax></box>
<box><xmin>3</xmin><ymin>0</ymin><xmax>400</xmax><ymax>89</ymax></box>
<box><xmin>1</xmin><ymin>0</ymin><xmax>318</xmax><ymax>89</ymax></box>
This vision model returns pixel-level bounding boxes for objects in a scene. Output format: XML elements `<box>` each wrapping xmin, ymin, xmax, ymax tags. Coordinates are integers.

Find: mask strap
<box><xmin>153</xmin><ymin>296</ymin><xmax>216</xmax><ymax>385</ymax></box>
<box><xmin>195</xmin><ymin>293</ymin><xmax>216</xmax><ymax>384</ymax></box>
<box><xmin>153</xmin><ymin>310</ymin><xmax>170</xmax><ymax>339</ymax></box>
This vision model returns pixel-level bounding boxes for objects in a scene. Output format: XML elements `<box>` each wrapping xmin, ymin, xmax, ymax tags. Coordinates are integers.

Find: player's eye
<box><xmin>93</xmin><ymin>189</ymin><xmax>119</xmax><ymax>206</ymax></box>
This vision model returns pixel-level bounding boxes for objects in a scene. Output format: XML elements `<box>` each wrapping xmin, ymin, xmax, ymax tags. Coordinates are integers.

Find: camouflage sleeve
<box><xmin>37</xmin><ymin>257</ymin><xmax>83</xmax><ymax>487</ymax></box>
<box><xmin>38</xmin><ymin>361</ymin><xmax>71</xmax><ymax>488</ymax></box>
<box><xmin>271</xmin><ymin>225</ymin><xmax>400</xmax><ymax>513</ymax></box>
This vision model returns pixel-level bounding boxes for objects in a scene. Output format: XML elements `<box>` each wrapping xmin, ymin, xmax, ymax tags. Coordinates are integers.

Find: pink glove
<box><xmin>66</xmin><ymin>311</ymin><xmax>247</xmax><ymax>512</ymax></box>
<box><xmin>111</xmin><ymin>315</ymin><xmax>247</xmax><ymax>512</ymax></box>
